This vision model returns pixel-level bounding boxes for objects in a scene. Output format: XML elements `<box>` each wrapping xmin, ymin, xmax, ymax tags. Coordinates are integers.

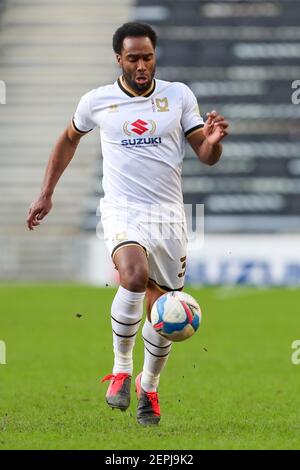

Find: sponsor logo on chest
<box><xmin>121</xmin><ymin>118</ymin><xmax>162</xmax><ymax>147</ymax></box>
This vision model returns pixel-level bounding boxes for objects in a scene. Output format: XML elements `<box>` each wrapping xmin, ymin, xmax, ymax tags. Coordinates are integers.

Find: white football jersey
<box><xmin>73</xmin><ymin>77</ymin><xmax>204</xmax><ymax>220</ymax></box>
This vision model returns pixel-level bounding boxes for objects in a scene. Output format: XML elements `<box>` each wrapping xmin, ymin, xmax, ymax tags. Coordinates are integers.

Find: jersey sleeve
<box><xmin>72</xmin><ymin>90</ymin><xmax>96</xmax><ymax>134</ymax></box>
<box><xmin>180</xmin><ymin>85</ymin><xmax>204</xmax><ymax>138</ymax></box>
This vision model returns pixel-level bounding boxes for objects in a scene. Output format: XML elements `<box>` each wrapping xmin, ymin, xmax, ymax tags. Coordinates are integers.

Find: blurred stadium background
<box><xmin>0</xmin><ymin>0</ymin><xmax>299</xmax><ymax>287</ymax></box>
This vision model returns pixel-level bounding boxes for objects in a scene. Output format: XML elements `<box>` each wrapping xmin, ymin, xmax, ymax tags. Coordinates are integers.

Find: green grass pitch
<box><xmin>0</xmin><ymin>284</ymin><xmax>299</xmax><ymax>450</ymax></box>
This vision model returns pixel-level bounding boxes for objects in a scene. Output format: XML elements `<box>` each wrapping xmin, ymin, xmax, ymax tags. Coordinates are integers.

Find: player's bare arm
<box><xmin>188</xmin><ymin>110</ymin><xmax>229</xmax><ymax>166</ymax></box>
<box><xmin>26</xmin><ymin>123</ymin><xmax>84</xmax><ymax>231</ymax></box>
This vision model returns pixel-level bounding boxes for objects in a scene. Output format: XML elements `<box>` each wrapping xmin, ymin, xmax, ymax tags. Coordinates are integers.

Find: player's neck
<box><xmin>121</xmin><ymin>75</ymin><xmax>154</xmax><ymax>97</ymax></box>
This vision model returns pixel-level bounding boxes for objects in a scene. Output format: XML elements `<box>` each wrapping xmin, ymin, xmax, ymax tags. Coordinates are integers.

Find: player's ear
<box><xmin>116</xmin><ymin>54</ymin><xmax>122</xmax><ymax>66</ymax></box>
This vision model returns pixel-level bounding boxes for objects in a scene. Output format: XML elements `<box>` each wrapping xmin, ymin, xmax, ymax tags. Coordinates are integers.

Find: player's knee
<box><xmin>120</xmin><ymin>264</ymin><xmax>149</xmax><ymax>292</ymax></box>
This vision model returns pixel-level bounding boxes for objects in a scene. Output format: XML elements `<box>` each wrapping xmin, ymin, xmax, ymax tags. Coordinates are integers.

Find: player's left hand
<box><xmin>203</xmin><ymin>110</ymin><xmax>229</xmax><ymax>145</ymax></box>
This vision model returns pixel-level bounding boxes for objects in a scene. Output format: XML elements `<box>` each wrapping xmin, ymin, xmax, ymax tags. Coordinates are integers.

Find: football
<box><xmin>150</xmin><ymin>291</ymin><xmax>201</xmax><ymax>342</ymax></box>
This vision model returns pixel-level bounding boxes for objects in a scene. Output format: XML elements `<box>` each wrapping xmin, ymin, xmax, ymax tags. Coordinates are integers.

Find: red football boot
<box><xmin>101</xmin><ymin>373</ymin><xmax>131</xmax><ymax>411</ymax></box>
<box><xmin>135</xmin><ymin>372</ymin><xmax>161</xmax><ymax>425</ymax></box>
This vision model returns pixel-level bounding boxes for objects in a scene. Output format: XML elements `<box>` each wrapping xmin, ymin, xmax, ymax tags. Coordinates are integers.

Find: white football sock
<box><xmin>141</xmin><ymin>319</ymin><xmax>172</xmax><ymax>392</ymax></box>
<box><xmin>111</xmin><ymin>286</ymin><xmax>145</xmax><ymax>375</ymax></box>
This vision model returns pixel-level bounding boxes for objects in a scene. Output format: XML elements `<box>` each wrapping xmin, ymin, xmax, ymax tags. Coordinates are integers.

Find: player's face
<box><xmin>117</xmin><ymin>36</ymin><xmax>156</xmax><ymax>94</ymax></box>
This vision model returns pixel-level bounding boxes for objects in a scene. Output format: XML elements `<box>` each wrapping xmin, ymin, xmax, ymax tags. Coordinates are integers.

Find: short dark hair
<box><xmin>112</xmin><ymin>22</ymin><xmax>157</xmax><ymax>54</ymax></box>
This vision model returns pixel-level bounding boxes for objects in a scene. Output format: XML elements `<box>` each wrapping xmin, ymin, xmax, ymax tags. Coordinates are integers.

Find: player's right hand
<box><xmin>27</xmin><ymin>195</ymin><xmax>53</xmax><ymax>231</ymax></box>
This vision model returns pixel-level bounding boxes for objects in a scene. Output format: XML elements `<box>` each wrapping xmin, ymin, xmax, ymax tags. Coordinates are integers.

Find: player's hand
<box><xmin>203</xmin><ymin>110</ymin><xmax>229</xmax><ymax>145</ymax></box>
<box><xmin>27</xmin><ymin>195</ymin><xmax>53</xmax><ymax>231</ymax></box>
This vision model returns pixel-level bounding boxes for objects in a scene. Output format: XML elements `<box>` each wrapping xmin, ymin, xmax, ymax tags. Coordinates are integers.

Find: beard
<box><xmin>122</xmin><ymin>67</ymin><xmax>156</xmax><ymax>94</ymax></box>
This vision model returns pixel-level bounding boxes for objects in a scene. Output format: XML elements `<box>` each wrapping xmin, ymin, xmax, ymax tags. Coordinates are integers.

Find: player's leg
<box><xmin>136</xmin><ymin>222</ymin><xmax>187</xmax><ymax>425</ymax></box>
<box><xmin>141</xmin><ymin>280</ymin><xmax>172</xmax><ymax>392</ymax></box>
<box><xmin>102</xmin><ymin>243</ymin><xmax>149</xmax><ymax>411</ymax></box>
<box><xmin>135</xmin><ymin>280</ymin><xmax>172</xmax><ymax>425</ymax></box>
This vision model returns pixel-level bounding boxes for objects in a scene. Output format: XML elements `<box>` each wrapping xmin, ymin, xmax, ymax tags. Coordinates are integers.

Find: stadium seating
<box><xmin>135</xmin><ymin>0</ymin><xmax>300</xmax><ymax>233</ymax></box>
<box><xmin>0</xmin><ymin>0</ymin><xmax>133</xmax><ymax>280</ymax></box>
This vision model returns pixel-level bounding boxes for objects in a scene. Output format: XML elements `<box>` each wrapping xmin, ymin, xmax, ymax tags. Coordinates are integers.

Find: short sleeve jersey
<box><xmin>73</xmin><ymin>78</ymin><xmax>204</xmax><ymax>214</ymax></box>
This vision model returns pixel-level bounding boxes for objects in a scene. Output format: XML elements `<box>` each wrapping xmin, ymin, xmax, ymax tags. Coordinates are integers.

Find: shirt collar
<box><xmin>117</xmin><ymin>76</ymin><xmax>156</xmax><ymax>98</ymax></box>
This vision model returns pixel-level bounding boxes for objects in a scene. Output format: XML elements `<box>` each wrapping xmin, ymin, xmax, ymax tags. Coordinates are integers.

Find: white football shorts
<box><xmin>100</xmin><ymin>200</ymin><xmax>187</xmax><ymax>291</ymax></box>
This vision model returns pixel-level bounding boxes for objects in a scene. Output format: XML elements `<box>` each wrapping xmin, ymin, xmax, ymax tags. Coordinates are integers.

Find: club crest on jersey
<box><xmin>123</xmin><ymin>119</ymin><xmax>156</xmax><ymax>136</ymax></box>
<box><xmin>155</xmin><ymin>98</ymin><xmax>169</xmax><ymax>112</ymax></box>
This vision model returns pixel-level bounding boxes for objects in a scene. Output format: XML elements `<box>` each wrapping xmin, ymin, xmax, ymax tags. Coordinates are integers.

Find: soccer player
<box><xmin>27</xmin><ymin>22</ymin><xmax>229</xmax><ymax>425</ymax></box>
